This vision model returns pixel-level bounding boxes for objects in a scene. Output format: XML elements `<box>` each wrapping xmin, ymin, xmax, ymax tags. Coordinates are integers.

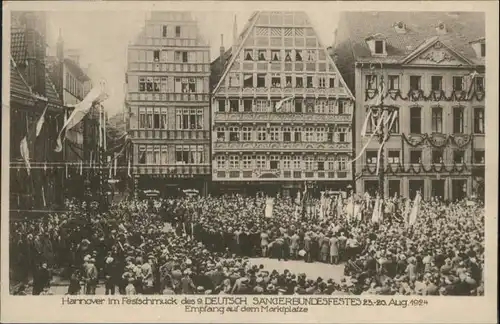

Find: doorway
<box><xmin>408</xmin><ymin>179</ymin><xmax>425</xmax><ymax>200</ymax></box>
<box><xmin>431</xmin><ymin>180</ymin><xmax>445</xmax><ymax>200</ymax></box>
<box><xmin>388</xmin><ymin>180</ymin><xmax>401</xmax><ymax>198</ymax></box>
<box><xmin>452</xmin><ymin>179</ymin><xmax>467</xmax><ymax>201</ymax></box>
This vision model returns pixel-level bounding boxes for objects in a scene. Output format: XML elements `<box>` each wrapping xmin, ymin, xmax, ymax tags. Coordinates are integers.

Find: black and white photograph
<box><xmin>2</xmin><ymin>3</ymin><xmax>495</xmax><ymax>311</ymax></box>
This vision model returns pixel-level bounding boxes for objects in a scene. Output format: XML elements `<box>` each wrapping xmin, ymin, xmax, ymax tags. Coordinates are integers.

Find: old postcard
<box><xmin>1</xmin><ymin>1</ymin><xmax>498</xmax><ymax>323</ymax></box>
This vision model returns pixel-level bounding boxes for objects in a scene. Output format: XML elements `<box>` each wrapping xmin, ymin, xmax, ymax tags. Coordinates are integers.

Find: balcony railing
<box><xmin>127</xmin><ymin>92</ymin><xmax>210</xmax><ymax>102</ymax></box>
<box><xmin>214</xmin><ymin>111</ymin><xmax>352</xmax><ymax>123</ymax></box>
<box><xmin>213</xmin><ymin>141</ymin><xmax>351</xmax><ymax>152</ymax></box>
<box><xmin>133</xmin><ymin>164</ymin><xmax>210</xmax><ymax>176</ymax></box>
<box><xmin>129</xmin><ymin>129</ymin><xmax>210</xmax><ymax>141</ymax></box>
<box><xmin>213</xmin><ymin>168</ymin><xmax>352</xmax><ymax>181</ymax></box>
<box><xmin>216</xmin><ymin>86</ymin><xmax>347</xmax><ymax>98</ymax></box>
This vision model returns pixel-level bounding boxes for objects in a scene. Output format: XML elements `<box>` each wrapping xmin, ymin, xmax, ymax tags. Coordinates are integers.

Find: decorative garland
<box><xmin>402</xmin><ymin>133</ymin><xmax>472</xmax><ymax>149</ymax></box>
<box><xmin>362</xmin><ymin>161</ymin><xmax>469</xmax><ymax>175</ymax></box>
<box><xmin>365</xmin><ymin>88</ymin><xmax>485</xmax><ymax>102</ymax></box>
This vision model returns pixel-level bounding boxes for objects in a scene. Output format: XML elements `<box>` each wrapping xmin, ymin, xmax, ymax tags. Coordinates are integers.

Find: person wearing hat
<box><xmin>103</xmin><ymin>256</ymin><xmax>118</xmax><ymax>295</ymax></box>
<box><xmin>33</xmin><ymin>262</ymin><xmax>52</xmax><ymax>296</ymax></box>
<box><xmin>84</xmin><ymin>258</ymin><xmax>98</xmax><ymax>295</ymax></box>
<box><xmin>181</xmin><ymin>269</ymin><xmax>196</xmax><ymax>294</ymax></box>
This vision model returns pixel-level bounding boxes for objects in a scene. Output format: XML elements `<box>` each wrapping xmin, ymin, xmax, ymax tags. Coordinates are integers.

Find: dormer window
<box><xmin>366</xmin><ymin>34</ymin><xmax>387</xmax><ymax>56</ymax></box>
<box><xmin>470</xmin><ymin>38</ymin><xmax>486</xmax><ymax>59</ymax></box>
<box><xmin>436</xmin><ymin>22</ymin><xmax>447</xmax><ymax>35</ymax></box>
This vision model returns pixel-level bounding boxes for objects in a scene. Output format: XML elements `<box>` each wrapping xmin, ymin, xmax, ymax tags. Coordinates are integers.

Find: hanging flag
<box><xmin>127</xmin><ymin>156</ymin><xmax>131</xmax><ymax>178</ymax></box>
<box><xmin>98</xmin><ymin>105</ymin><xmax>103</xmax><ymax>148</ymax></box>
<box><xmin>20</xmin><ymin>114</ymin><xmax>35</xmax><ymax>176</ymax></box>
<box><xmin>466</xmin><ymin>70</ymin><xmax>479</xmax><ymax>97</ymax></box>
<box><xmin>90</xmin><ymin>151</ymin><xmax>93</xmax><ymax>169</ymax></box>
<box><xmin>103</xmin><ymin>109</ymin><xmax>107</xmax><ymax>150</ymax></box>
<box><xmin>108</xmin><ymin>156</ymin><xmax>112</xmax><ymax>178</ymax></box>
<box><xmin>360</xmin><ymin>109</ymin><xmax>372</xmax><ymax>137</ymax></box>
<box><xmin>80</xmin><ymin>160</ymin><xmax>83</xmax><ymax>175</ymax></box>
<box><xmin>408</xmin><ymin>191</ymin><xmax>422</xmax><ymax>226</ymax></box>
<box><xmin>41</xmin><ymin>186</ymin><xmax>46</xmax><ymax>207</ymax></box>
<box><xmin>264</xmin><ymin>197</ymin><xmax>274</xmax><ymax>218</ymax></box>
<box><xmin>375</xmin><ymin>78</ymin><xmax>385</xmax><ymax>106</ymax></box>
<box><xmin>55</xmin><ymin>82</ymin><xmax>109</xmax><ymax>152</ymax></box>
<box><xmin>375</xmin><ymin>110</ymin><xmax>399</xmax><ymax>175</ymax></box>
<box><xmin>275</xmin><ymin>96</ymin><xmax>293</xmax><ymax>112</ymax></box>
<box><xmin>371</xmin><ymin>196</ymin><xmax>381</xmax><ymax>223</ymax></box>
<box><xmin>35</xmin><ymin>103</ymin><xmax>49</xmax><ymax>137</ymax></box>
<box><xmin>65</xmin><ymin>163</ymin><xmax>68</xmax><ymax>178</ymax></box>
<box><xmin>114</xmin><ymin>154</ymin><xmax>118</xmax><ymax>176</ymax></box>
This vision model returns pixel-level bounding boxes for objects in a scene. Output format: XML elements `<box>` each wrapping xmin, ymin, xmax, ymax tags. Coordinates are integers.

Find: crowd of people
<box><xmin>10</xmin><ymin>192</ymin><xmax>485</xmax><ymax>296</ymax></box>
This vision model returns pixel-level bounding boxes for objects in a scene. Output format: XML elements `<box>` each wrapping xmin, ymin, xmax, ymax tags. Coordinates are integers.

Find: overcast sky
<box><xmin>46</xmin><ymin>10</ymin><xmax>339</xmax><ymax>116</ymax></box>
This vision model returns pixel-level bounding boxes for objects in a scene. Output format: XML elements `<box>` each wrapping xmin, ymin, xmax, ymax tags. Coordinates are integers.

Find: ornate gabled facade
<box><xmin>126</xmin><ymin>11</ymin><xmax>211</xmax><ymax>196</ymax></box>
<box><xmin>334</xmin><ymin>11</ymin><xmax>485</xmax><ymax>200</ymax></box>
<box><xmin>211</xmin><ymin>11</ymin><xmax>355</xmax><ymax>197</ymax></box>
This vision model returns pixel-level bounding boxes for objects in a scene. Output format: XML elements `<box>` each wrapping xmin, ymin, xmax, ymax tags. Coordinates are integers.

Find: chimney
<box><xmin>24</xmin><ymin>12</ymin><xmax>46</xmax><ymax>96</ymax></box>
<box><xmin>219</xmin><ymin>34</ymin><xmax>225</xmax><ymax>73</ymax></box>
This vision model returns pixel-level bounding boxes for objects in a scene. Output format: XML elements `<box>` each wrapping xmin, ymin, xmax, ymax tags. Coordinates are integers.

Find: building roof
<box><xmin>10</xmin><ymin>58</ymin><xmax>32</xmax><ymax>99</ymax></box>
<box><xmin>336</xmin><ymin>11</ymin><xmax>485</xmax><ymax>63</ymax></box>
<box><xmin>11</xmin><ymin>28</ymin><xmax>27</xmax><ymax>65</ymax></box>
<box><xmin>333</xmin><ymin>11</ymin><xmax>485</xmax><ymax>92</ymax></box>
<box><xmin>64</xmin><ymin>58</ymin><xmax>91</xmax><ymax>82</ymax></box>
<box><xmin>210</xmin><ymin>48</ymin><xmax>232</xmax><ymax>91</ymax></box>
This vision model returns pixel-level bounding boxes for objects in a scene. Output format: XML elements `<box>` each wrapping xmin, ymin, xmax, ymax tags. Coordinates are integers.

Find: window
<box><xmin>271</xmin><ymin>50</ymin><xmax>280</xmax><ymax>61</ymax></box>
<box><xmin>271</xmin><ymin>76</ymin><xmax>281</xmax><ymax>87</ymax></box>
<box><xmin>146</xmin><ymin>109</ymin><xmax>153</xmax><ymax>128</ymax></box>
<box><xmin>315</xmin><ymin>100</ymin><xmax>326</xmax><ymax>114</ymax></box>
<box><xmin>153</xmin><ymin>50</ymin><xmax>160</xmax><ymax>62</ymax></box>
<box><xmin>294</xmin><ymin>127</ymin><xmax>302</xmax><ymax>142</ymax></box>
<box><xmin>138</xmin><ymin>146</ymin><xmax>146</xmax><ymax>164</ymax></box>
<box><xmin>229</xmin><ymin>126</ymin><xmax>239</xmax><ymax>142</ymax></box>
<box><xmin>295</xmin><ymin>50</ymin><xmax>302</xmax><ymax>61</ymax></box>
<box><xmin>242</xmin><ymin>155</ymin><xmax>252</xmax><ymax>169</ymax></box>
<box><xmin>255</xmin><ymin>99</ymin><xmax>268</xmax><ymax>112</ymax></box>
<box><xmin>366</xmin><ymin>151</ymin><xmax>378</xmax><ymax>164</ymax></box>
<box><xmin>410</xmin><ymin>76</ymin><xmax>421</xmax><ymax>91</ymax></box>
<box><xmin>316</xmin><ymin>127</ymin><xmax>326</xmax><ymax>142</ymax></box>
<box><xmin>182</xmin><ymin>52</ymin><xmax>188</xmax><ymax>63</ymax></box>
<box><xmin>475</xmin><ymin>76</ymin><xmax>484</xmax><ymax>92</ymax></box>
<box><xmin>284</xmin><ymin>50</ymin><xmax>292</xmax><ymax>62</ymax></box>
<box><xmin>270</xmin><ymin>127</ymin><xmax>280</xmax><ymax>141</ymax></box>
<box><xmin>270</xmin><ymin>156</ymin><xmax>280</xmax><ymax>170</ymax></box>
<box><xmin>329</xmin><ymin>77</ymin><xmax>335</xmax><ymax>88</ymax></box>
<box><xmin>243</xmin><ymin>100</ymin><xmax>253</xmax><ymax>112</ymax></box>
<box><xmin>218</xmin><ymin>100</ymin><xmax>226</xmax><ymax>112</ymax></box>
<box><xmin>283</xmin><ymin>127</ymin><xmax>292</xmax><ymax>142</ymax></box>
<box><xmin>139</xmin><ymin>108</ymin><xmax>147</xmax><ymax>128</ymax></box>
<box><xmin>432</xmin><ymin>150</ymin><xmax>443</xmax><ymax>164</ymax></box>
<box><xmin>293</xmin><ymin>156</ymin><xmax>301</xmax><ymax>169</ymax></box>
<box><xmin>317</xmin><ymin>158</ymin><xmax>325</xmax><ymax>171</ymax></box>
<box><xmin>160</xmin><ymin>77</ymin><xmax>168</xmax><ymax>92</ymax></box>
<box><xmin>387</xmin><ymin>151</ymin><xmax>400</xmax><ymax>164</ymax></box>
<box><xmin>452</xmin><ymin>76</ymin><xmax>463</xmax><ymax>91</ymax></box>
<box><xmin>474</xmin><ymin>108</ymin><xmax>484</xmax><ymax>134</ymax></box>
<box><xmin>335</xmin><ymin>126</ymin><xmax>349</xmax><ymax>143</ymax></box>
<box><xmin>174</xmin><ymin>51</ymin><xmax>188</xmax><ymax>63</ymax></box>
<box><xmin>296</xmin><ymin>76</ymin><xmax>303</xmax><ymax>88</ymax></box>
<box><xmin>304</xmin><ymin>127</ymin><xmax>314</xmax><ymax>142</ymax></box>
<box><xmin>229</xmin><ymin>100</ymin><xmax>239</xmax><ymax>112</ymax></box>
<box><xmin>258</xmin><ymin>50</ymin><xmax>267</xmax><ymax>61</ymax></box>
<box><xmin>216</xmin><ymin>155</ymin><xmax>226</xmax><ymax>169</ymax></box>
<box><xmin>285</xmin><ymin>76</ymin><xmax>292</xmax><ymax>87</ymax></box>
<box><xmin>388</xmin><ymin>75</ymin><xmax>399</xmax><ymax>90</ymax></box>
<box><xmin>474</xmin><ymin>150</ymin><xmax>485</xmax><ymax>164</ymax></box>
<box><xmin>389</xmin><ymin>180</ymin><xmax>400</xmax><ymax>197</ymax></box>
<box><xmin>410</xmin><ymin>107</ymin><xmax>421</xmax><ymax>134</ymax></box>
<box><xmin>327</xmin><ymin>156</ymin><xmax>335</xmax><ymax>170</ymax></box>
<box><xmin>374</xmin><ymin>40</ymin><xmax>384</xmax><ymax>54</ymax></box>
<box><xmin>431</xmin><ymin>107</ymin><xmax>443</xmax><ymax>133</ymax></box>
<box><xmin>175</xmin><ymin>26</ymin><xmax>181</xmax><ymax>37</ymax></box>
<box><xmin>282</xmin><ymin>156</ymin><xmax>291</xmax><ymax>169</ymax></box>
<box><xmin>162</xmin><ymin>25</ymin><xmax>167</xmax><ymax>37</ymax></box>
<box><xmin>389</xmin><ymin>112</ymin><xmax>399</xmax><ymax>133</ymax></box>
<box><xmin>318</xmin><ymin>76</ymin><xmax>326</xmax><ymax>88</ymax></box>
<box><xmin>337</xmin><ymin>156</ymin><xmax>348</xmax><ymax>171</ymax></box>
<box><xmin>229</xmin><ymin>155</ymin><xmax>239</xmax><ymax>168</ymax></box>
<box><xmin>306</xmin><ymin>50</ymin><xmax>316</xmax><ymax>62</ymax></box>
<box><xmin>337</xmin><ymin>100</ymin><xmax>346</xmax><ymax>114</ymax></box>
<box><xmin>295</xmin><ymin>100</ymin><xmax>302</xmax><ymax>113</ymax></box>
<box><xmin>160</xmin><ymin>112</ymin><xmax>167</xmax><ymax>129</ymax></box>
<box><xmin>306</xmin><ymin>100</ymin><xmax>314</xmax><ymax>113</ymax></box>
<box><xmin>244</xmin><ymin>49</ymin><xmax>254</xmax><ymax>61</ymax></box>
<box><xmin>306</xmin><ymin>76</ymin><xmax>313</xmax><ymax>88</ymax></box>
<box><xmin>410</xmin><ymin>150</ymin><xmax>422</xmax><ymax>164</ymax></box>
<box><xmin>146</xmin><ymin>77</ymin><xmax>153</xmax><ymax>91</ymax></box>
<box><xmin>256</xmin><ymin>155</ymin><xmax>266</xmax><ymax>169</ymax></box>
<box><xmin>366</xmin><ymin>75</ymin><xmax>377</xmax><ymax>90</ymax></box>
<box><xmin>257</xmin><ymin>127</ymin><xmax>267</xmax><ymax>141</ymax></box>
<box><xmin>431</xmin><ymin>76</ymin><xmax>442</xmax><ymax>91</ymax></box>
<box><xmin>257</xmin><ymin>74</ymin><xmax>266</xmax><ymax>88</ymax></box>
<box><xmin>241</xmin><ymin>127</ymin><xmax>252</xmax><ymax>141</ymax></box>
<box><xmin>480</xmin><ymin>43</ymin><xmax>485</xmax><ymax>57</ymax></box>
<box><xmin>175</xmin><ymin>145</ymin><xmax>204</xmax><ymax>164</ymax></box>
<box><xmin>304</xmin><ymin>156</ymin><xmax>314</xmax><ymax>170</ymax></box>
<box><xmin>453</xmin><ymin>107</ymin><xmax>464</xmax><ymax>134</ymax></box>
<box><xmin>216</xmin><ymin>126</ymin><xmax>225</xmax><ymax>141</ymax></box>
<box><xmin>453</xmin><ymin>150</ymin><xmax>465</xmax><ymax>164</ymax></box>
<box><xmin>243</xmin><ymin>74</ymin><xmax>253</xmax><ymax>88</ymax></box>
<box><xmin>153</xmin><ymin>112</ymin><xmax>160</xmax><ymax>128</ymax></box>
<box><xmin>153</xmin><ymin>146</ymin><xmax>161</xmax><ymax>164</ymax></box>
<box><xmin>176</xmin><ymin>108</ymin><xmax>203</xmax><ymax>130</ymax></box>
<box><xmin>139</xmin><ymin>77</ymin><xmax>146</xmax><ymax>92</ymax></box>
<box><xmin>161</xmin><ymin>146</ymin><xmax>168</xmax><ymax>164</ymax></box>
